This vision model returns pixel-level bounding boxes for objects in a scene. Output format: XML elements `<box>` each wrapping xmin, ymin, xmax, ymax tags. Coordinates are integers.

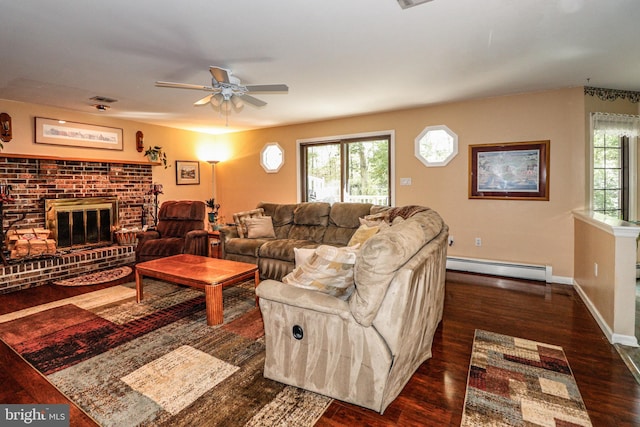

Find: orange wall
<box><xmin>0</xmin><ymin>99</ymin><xmax>216</xmax><ymax>206</ymax></box>
<box><xmin>1</xmin><ymin>88</ymin><xmax>587</xmax><ymax>277</ymax></box>
<box><xmin>574</xmin><ymin>219</ymin><xmax>616</xmax><ymax>326</ymax></box>
<box><xmin>216</xmin><ymin>87</ymin><xmax>586</xmax><ymax>277</ymax></box>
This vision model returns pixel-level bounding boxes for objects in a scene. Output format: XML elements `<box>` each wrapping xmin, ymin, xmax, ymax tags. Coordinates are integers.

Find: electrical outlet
<box><xmin>594</xmin><ymin>262</ymin><xmax>598</xmax><ymax>277</ymax></box>
<box><xmin>400</xmin><ymin>177</ymin><xmax>412</xmax><ymax>186</ymax></box>
<box><xmin>475</xmin><ymin>237</ymin><xmax>482</xmax><ymax>247</ymax></box>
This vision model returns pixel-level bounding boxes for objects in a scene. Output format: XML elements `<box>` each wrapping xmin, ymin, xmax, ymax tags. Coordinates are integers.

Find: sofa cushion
<box><xmin>245</xmin><ymin>216</ymin><xmax>276</xmax><ymax>239</ymax></box>
<box><xmin>282</xmin><ymin>245</ymin><xmax>359</xmax><ymax>300</ymax></box>
<box><xmin>285</xmin><ymin>202</ymin><xmax>331</xmax><ymax>243</ymax></box>
<box><xmin>257</xmin><ymin>202</ymin><xmax>296</xmax><ymax>238</ymax></box>
<box><xmin>259</xmin><ymin>239</ymin><xmax>319</xmax><ymax>262</ymax></box>
<box><xmin>349</xmin><ymin>209</ymin><xmax>443</xmax><ymax>326</ymax></box>
<box><xmin>225</xmin><ymin>237</ymin><xmax>271</xmax><ymax>258</ymax></box>
<box><xmin>233</xmin><ymin>208</ymin><xmax>265</xmax><ymax>238</ymax></box>
<box><xmin>323</xmin><ymin>202</ymin><xmax>374</xmax><ymax>246</ymax></box>
<box><xmin>293</xmin><ymin>202</ymin><xmax>331</xmax><ymax>226</ymax></box>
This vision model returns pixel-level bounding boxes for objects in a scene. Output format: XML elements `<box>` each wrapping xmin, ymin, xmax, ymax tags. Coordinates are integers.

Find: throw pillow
<box><xmin>244</xmin><ymin>216</ymin><xmax>276</xmax><ymax>239</ymax></box>
<box><xmin>233</xmin><ymin>208</ymin><xmax>265</xmax><ymax>238</ymax></box>
<box><xmin>294</xmin><ymin>247</ymin><xmax>316</xmax><ymax>267</ymax></box>
<box><xmin>348</xmin><ymin>223</ymin><xmax>382</xmax><ymax>247</ymax></box>
<box><xmin>282</xmin><ymin>245</ymin><xmax>359</xmax><ymax>300</ymax></box>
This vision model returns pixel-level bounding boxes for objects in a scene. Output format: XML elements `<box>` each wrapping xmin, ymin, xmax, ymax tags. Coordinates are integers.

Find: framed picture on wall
<box><xmin>35</xmin><ymin>117</ymin><xmax>123</xmax><ymax>150</ymax></box>
<box><xmin>175</xmin><ymin>160</ymin><xmax>200</xmax><ymax>185</ymax></box>
<box><xmin>469</xmin><ymin>140</ymin><xmax>550</xmax><ymax>200</ymax></box>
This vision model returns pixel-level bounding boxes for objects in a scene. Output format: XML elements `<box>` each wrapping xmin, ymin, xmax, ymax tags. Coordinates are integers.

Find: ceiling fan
<box><xmin>155</xmin><ymin>66</ymin><xmax>288</xmax><ymax>121</ymax></box>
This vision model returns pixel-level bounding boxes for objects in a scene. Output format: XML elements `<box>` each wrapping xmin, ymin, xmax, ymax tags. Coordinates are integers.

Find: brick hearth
<box><xmin>0</xmin><ymin>245</ymin><xmax>135</xmax><ymax>294</ymax></box>
<box><xmin>0</xmin><ymin>155</ymin><xmax>153</xmax><ymax>293</ymax></box>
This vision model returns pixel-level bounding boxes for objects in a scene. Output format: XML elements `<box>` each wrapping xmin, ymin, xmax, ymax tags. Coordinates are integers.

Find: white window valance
<box><xmin>592</xmin><ymin>112</ymin><xmax>640</xmax><ymax>138</ymax></box>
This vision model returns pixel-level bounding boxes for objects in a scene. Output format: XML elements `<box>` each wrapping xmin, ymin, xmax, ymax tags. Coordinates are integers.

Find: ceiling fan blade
<box><xmin>245</xmin><ymin>84</ymin><xmax>289</xmax><ymax>93</ymax></box>
<box><xmin>210</xmin><ymin>67</ymin><xmax>231</xmax><ymax>85</ymax></box>
<box><xmin>239</xmin><ymin>94</ymin><xmax>267</xmax><ymax>107</ymax></box>
<box><xmin>194</xmin><ymin>94</ymin><xmax>214</xmax><ymax>106</ymax></box>
<box><xmin>156</xmin><ymin>81</ymin><xmax>214</xmax><ymax>91</ymax></box>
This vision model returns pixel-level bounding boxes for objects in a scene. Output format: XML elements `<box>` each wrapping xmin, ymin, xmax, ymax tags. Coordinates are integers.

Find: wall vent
<box><xmin>397</xmin><ymin>0</ymin><xmax>434</xmax><ymax>9</ymax></box>
<box><xmin>89</xmin><ymin>95</ymin><xmax>118</xmax><ymax>103</ymax></box>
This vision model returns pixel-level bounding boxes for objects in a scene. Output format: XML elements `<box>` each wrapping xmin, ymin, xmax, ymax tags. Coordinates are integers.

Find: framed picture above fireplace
<box><xmin>35</xmin><ymin>117</ymin><xmax>123</xmax><ymax>151</ymax></box>
<box><xmin>175</xmin><ymin>160</ymin><xmax>200</xmax><ymax>185</ymax></box>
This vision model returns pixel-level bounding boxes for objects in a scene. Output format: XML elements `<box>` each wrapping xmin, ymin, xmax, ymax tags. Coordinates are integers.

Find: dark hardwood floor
<box><xmin>1</xmin><ymin>272</ymin><xmax>639</xmax><ymax>426</ymax></box>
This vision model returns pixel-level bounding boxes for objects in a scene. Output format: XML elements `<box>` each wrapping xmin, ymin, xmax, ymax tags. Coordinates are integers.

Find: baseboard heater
<box><xmin>446</xmin><ymin>257</ymin><xmax>551</xmax><ymax>282</ymax></box>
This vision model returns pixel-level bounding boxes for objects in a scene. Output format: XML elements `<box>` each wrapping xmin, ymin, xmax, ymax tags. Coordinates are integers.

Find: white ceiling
<box><xmin>1</xmin><ymin>0</ymin><xmax>638</xmax><ymax>135</ymax></box>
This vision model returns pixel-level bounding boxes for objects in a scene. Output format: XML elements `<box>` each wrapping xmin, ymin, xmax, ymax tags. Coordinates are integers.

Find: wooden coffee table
<box><xmin>135</xmin><ymin>254</ymin><xmax>259</xmax><ymax>326</ymax></box>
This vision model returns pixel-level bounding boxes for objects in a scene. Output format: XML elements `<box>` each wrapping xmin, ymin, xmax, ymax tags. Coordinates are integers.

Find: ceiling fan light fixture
<box><xmin>231</xmin><ymin>95</ymin><xmax>244</xmax><ymax>110</ymax></box>
<box><xmin>210</xmin><ymin>93</ymin><xmax>224</xmax><ymax>107</ymax></box>
<box><xmin>155</xmin><ymin>66</ymin><xmax>288</xmax><ymax>125</ymax></box>
<box><xmin>220</xmin><ymin>100</ymin><xmax>232</xmax><ymax>113</ymax></box>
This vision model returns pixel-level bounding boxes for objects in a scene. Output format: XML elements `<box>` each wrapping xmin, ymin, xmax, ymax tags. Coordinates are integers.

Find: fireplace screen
<box><xmin>45</xmin><ymin>197</ymin><xmax>118</xmax><ymax>248</ymax></box>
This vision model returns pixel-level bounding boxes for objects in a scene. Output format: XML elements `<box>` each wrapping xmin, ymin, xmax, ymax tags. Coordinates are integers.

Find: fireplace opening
<box><xmin>45</xmin><ymin>197</ymin><xmax>119</xmax><ymax>249</ymax></box>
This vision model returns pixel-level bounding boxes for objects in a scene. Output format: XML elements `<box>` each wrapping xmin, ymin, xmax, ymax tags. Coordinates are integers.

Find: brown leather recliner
<box><xmin>135</xmin><ymin>200</ymin><xmax>208</xmax><ymax>263</ymax></box>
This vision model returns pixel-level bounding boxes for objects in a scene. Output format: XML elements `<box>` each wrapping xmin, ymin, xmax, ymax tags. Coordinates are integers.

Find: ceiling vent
<box><xmin>397</xmin><ymin>0</ymin><xmax>433</xmax><ymax>9</ymax></box>
<box><xmin>90</xmin><ymin>95</ymin><xmax>118</xmax><ymax>104</ymax></box>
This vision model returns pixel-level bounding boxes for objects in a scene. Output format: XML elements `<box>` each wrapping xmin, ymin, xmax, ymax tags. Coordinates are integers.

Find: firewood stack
<box><xmin>5</xmin><ymin>228</ymin><xmax>57</xmax><ymax>259</ymax></box>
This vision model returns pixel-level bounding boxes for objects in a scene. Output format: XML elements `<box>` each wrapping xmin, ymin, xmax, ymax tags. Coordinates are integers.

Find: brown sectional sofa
<box><xmin>219</xmin><ymin>201</ymin><xmax>388</xmax><ymax>281</ymax></box>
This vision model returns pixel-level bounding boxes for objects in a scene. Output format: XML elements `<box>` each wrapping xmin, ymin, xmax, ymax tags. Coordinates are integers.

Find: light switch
<box><xmin>400</xmin><ymin>177</ymin><xmax>412</xmax><ymax>186</ymax></box>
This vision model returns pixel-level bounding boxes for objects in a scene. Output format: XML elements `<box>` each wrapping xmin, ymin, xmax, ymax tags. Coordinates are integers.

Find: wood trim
<box><xmin>0</xmin><ymin>152</ymin><xmax>159</xmax><ymax>166</ymax></box>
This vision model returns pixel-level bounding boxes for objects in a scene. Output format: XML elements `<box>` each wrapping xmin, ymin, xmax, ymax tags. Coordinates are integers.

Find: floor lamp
<box><xmin>207</xmin><ymin>160</ymin><xmax>219</xmax><ymax>199</ymax></box>
<box><xmin>207</xmin><ymin>160</ymin><xmax>220</xmax><ymax>229</ymax></box>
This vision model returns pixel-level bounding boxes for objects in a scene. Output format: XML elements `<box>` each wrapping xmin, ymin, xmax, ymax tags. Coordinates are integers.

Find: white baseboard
<box><xmin>550</xmin><ymin>275</ymin><xmax>574</xmax><ymax>285</ymax></box>
<box><xmin>573</xmin><ymin>280</ymin><xmax>639</xmax><ymax>347</ymax></box>
<box><xmin>446</xmin><ymin>256</ymin><xmax>552</xmax><ymax>283</ymax></box>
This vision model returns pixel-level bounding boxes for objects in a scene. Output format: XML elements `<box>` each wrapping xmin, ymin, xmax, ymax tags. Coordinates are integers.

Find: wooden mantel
<box><xmin>0</xmin><ymin>152</ymin><xmax>160</xmax><ymax>166</ymax></box>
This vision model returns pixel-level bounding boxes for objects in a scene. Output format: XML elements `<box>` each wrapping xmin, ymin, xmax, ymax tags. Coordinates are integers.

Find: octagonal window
<box><xmin>415</xmin><ymin>125</ymin><xmax>458</xmax><ymax>167</ymax></box>
<box><xmin>261</xmin><ymin>142</ymin><xmax>284</xmax><ymax>173</ymax></box>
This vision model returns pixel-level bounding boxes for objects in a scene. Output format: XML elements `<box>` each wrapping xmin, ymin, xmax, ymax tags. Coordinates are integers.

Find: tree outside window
<box><xmin>301</xmin><ymin>135</ymin><xmax>391</xmax><ymax>205</ymax></box>
<box><xmin>593</xmin><ymin>130</ymin><xmax>627</xmax><ymax>219</ymax></box>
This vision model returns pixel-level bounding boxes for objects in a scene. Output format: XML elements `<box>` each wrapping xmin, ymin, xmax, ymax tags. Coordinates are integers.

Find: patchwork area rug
<box><xmin>461</xmin><ymin>329</ymin><xmax>592</xmax><ymax>427</ymax></box>
<box><xmin>52</xmin><ymin>265</ymin><xmax>133</xmax><ymax>286</ymax></box>
<box><xmin>0</xmin><ymin>280</ymin><xmax>331</xmax><ymax>426</ymax></box>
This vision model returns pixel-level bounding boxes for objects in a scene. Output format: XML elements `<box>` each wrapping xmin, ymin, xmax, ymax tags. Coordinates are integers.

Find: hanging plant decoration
<box><xmin>144</xmin><ymin>145</ymin><xmax>169</xmax><ymax>168</ymax></box>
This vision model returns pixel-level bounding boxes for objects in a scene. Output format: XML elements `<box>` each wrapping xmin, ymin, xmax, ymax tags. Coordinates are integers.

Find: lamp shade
<box><xmin>231</xmin><ymin>95</ymin><xmax>244</xmax><ymax>110</ymax></box>
<box><xmin>210</xmin><ymin>93</ymin><xmax>224</xmax><ymax>107</ymax></box>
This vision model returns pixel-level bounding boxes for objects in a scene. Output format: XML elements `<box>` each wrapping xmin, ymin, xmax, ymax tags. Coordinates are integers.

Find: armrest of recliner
<box><xmin>135</xmin><ymin>230</ymin><xmax>160</xmax><ymax>247</ymax></box>
<box><xmin>185</xmin><ymin>229</ymin><xmax>208</xmax><ymax>240</ymax></box>
<box><xmin>256</xmin><ymin>279</ymin><xmax>352</xmax><ymax>320</ymax></box>
<box><xmin>183</xmin><ymin>229</ymin><xmax>209</xmax><ymax>257</ymax></box>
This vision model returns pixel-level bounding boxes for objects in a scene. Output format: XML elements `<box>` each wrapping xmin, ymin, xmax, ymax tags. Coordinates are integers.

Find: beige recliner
<box><xmin>255</xmin><ymin>208</ymin><xmax>448</xmax><ymax>413</ymax></box>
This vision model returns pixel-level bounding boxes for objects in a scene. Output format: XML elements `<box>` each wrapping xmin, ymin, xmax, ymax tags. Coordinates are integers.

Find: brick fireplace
<box><xmin>0</xmin><ymin>155</ymin><xmax>154</xmax><ymax>293</ymax></box>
